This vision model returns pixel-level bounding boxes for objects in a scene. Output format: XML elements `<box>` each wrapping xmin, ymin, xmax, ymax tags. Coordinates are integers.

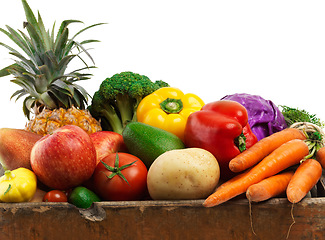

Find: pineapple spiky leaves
<box><xmin>0</xmin><ymin>0</ymin><xmax>105</xmax><ymax>134</ymax></box>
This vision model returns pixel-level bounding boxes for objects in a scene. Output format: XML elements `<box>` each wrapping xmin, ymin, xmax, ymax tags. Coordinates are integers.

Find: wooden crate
<box><xmin>0</xmin><ymin>197</ymin><xmax>324</xmax><ymax>240</ymax></box>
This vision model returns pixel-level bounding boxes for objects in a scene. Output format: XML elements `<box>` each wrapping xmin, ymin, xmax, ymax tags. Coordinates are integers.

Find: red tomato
<box><xmin>43</xmin><ymin>190</ymin><xmax>68</xmax><ymax>202</ymax></box>
<box><xmin>92</xmin><ymin>152</ymin><xmax>148</xmax><ymax>201</ymax></box>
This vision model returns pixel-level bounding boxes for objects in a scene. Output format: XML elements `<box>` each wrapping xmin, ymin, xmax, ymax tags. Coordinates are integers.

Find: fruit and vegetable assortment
<box><xmin>0</xmin><ymin>0</ymin><xmax>324</xmax><ymax>211</ymax></box>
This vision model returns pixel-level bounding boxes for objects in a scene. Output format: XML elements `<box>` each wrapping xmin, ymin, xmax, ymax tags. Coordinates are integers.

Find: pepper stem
<box><xmin>160</xmin><ymin>98</ymin><xmax>183</xmax><ymax>114</ymax></box>
<box><xmin>235</xmin><ymin>133</ymin><xmax>247</xmax><ymax>152</ymax></box>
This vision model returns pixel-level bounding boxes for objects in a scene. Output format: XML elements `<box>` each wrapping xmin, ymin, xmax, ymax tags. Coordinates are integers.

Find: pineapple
<box><xmin>0</xmin><ymin>0</ymin><xmax>104</xmax><ymax>135</ymax></box>
<box><xmin>25</xmin><ymin>107</ymin><xmax>102</xmax><ymax>135</ymax></box>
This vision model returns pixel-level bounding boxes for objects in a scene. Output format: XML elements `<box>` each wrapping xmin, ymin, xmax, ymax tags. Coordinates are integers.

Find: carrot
<box><xmin>229</xmin><ymin>128</ymin><xmax>306</xmax><ymax>173</ymax></box>
<box><xmin>316</xmin><ymin>146</ymin><xmax>325</xmax><ymax>169</ymax></box>
<box><xmin>203</xmin><ymin>139</ymin><xmax>309</xmax><ymax>207</ymax></box>
<box><xmin>286</xmin><ymin>158</ymin><xmax>322</xmax><ymax>203</ymax></box>
<box><xmin>246</xmin><ymin>171</ymin><xmax>294</xmax><ymax>202</ymax></box>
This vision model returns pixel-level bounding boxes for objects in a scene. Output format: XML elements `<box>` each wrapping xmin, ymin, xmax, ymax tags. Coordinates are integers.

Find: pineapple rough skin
<box><xmin>88</xmin><ymin>71</ymin><xmax>169</xmax><ymax>135</ymax></box>
<box><xmin>26</xmin><ymin>106</ymin><xmax>102</xmax><ymax>135</ymax></box>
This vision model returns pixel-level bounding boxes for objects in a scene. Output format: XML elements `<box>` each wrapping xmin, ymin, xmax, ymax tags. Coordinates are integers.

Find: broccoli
<box><xmin>88</xmin><ymin>71</ymin><xmax>169</xmax><ymax>134</ymax></box>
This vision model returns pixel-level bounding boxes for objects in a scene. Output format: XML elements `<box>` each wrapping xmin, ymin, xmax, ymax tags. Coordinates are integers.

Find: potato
<box><xmin>147</xmin><ymin>148</ymin><xmax>220</xmax><ymax>200</ymax></box>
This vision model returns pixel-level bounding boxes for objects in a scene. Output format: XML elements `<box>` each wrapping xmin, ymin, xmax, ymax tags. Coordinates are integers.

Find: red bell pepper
<box><xmin>184</xmin><ymin>100</ymin><xmax>258</xmax><ymax>180</ymax></box>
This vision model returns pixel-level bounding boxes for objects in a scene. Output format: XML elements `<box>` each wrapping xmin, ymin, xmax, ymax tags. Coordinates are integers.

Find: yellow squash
<box><xmin>0</xmin><ymin>168</ymin><xmax>37</xmax><ymax>202</ymax></box>
<box><xmin>137</xmin><ymin>87</ymin><xmax>204</xmax><ymax>141</ymax></box>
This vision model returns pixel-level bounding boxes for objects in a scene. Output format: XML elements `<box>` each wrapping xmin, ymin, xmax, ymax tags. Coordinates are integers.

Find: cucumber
<box><xmin>122</xmin><ymin>122</ymin><xmax>185</xmax><ymax>168</ymax></box>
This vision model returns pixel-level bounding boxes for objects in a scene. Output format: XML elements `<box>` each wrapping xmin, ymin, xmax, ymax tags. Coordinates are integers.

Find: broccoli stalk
<box><xmin>115</xmin><ymin>93</ymin><xmax>134</xmax><ymax>126</ymax></box>
<box><xmin>88</xmin><ymin>91</ymin><xmax>124</xmax><ymax>134</ymax></box>
<box><xmin>88</xmin><ymin>71</ymin><xmax>169</xmax><ymax>134</ymax></box>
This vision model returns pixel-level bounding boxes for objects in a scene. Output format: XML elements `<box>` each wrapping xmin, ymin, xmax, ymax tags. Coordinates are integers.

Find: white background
<box><xmin>0</xmin><ymin>0</ymin><xmax>324</xmax><ymax>129</ymax></box>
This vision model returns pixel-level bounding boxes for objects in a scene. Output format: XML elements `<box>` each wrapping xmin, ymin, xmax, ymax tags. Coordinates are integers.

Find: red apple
<box><xmin>30</xmin><ymin>125</ymin><xmax>97</xmax><ymax>190</ymax></box>
<box><xmin>90</xmin><ymin>131</ymin><xmax>128</xmax><ymax>165</ymax></box>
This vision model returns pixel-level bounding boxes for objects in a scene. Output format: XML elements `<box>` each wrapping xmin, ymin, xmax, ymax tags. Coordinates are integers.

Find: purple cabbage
<box><xmin>221</xmin><ymin>93</ymin><xmax>287</xmax><ymax>141</ymax></box>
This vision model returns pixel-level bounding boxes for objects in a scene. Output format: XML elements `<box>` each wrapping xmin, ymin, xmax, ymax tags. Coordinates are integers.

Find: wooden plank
<box><xmin>0</xmin><ymin>198</ymin><xmax>324</xmax><ymax>240</ymax></box>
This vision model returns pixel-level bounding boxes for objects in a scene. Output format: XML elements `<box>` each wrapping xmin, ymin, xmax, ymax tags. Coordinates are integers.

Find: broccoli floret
<box><xmin>154</xmin><ymin>80</ymin><xmax>170</xmax><ymax>88</ymax></box>
<box><xmin>88</xmin><ymin>71</ymin><xmax>169</xmax><ymax>134</ymax></box>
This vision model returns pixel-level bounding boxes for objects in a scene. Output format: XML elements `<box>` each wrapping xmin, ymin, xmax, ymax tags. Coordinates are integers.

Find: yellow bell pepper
<box><xmin>0</xmin><ymin>168</ymin><xmax>37</xmax><ymax>202</ymax></box>
<box><xmin>137</xmin><ymin>87</ymin><xmax>205</xmax><ymax>141</ymax></box>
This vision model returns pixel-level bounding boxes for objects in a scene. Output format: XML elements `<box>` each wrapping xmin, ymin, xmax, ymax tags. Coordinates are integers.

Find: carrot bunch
<box><xmin>203</xmin><ymin>127</ymin><xmax>324</xmax><ymax>207</ymax></box>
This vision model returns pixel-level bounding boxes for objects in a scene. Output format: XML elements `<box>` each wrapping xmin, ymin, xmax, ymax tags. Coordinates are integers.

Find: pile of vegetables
<box><xmin>0</xmin><ymin>0</ymin><xmax>323</xmax><ymax>210</ymax></box>
<box><xmin>0</xmin><ymin>2</ymin><xmax>324</xmax><ymax>238</ymax></box>
<box><xmin>0</xmin><ymin>73</ymin><xmax>324</xmax><ymax>240</ymax></box>
<box><xmin>0</xmin><ymin>0</ymin><xmax>324</xmax><ymax>211</ymax></box>
<box><xmin>0</xmin><ymin>73</ymin><xmax>324</xmax><ymax>209</ymax></box>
